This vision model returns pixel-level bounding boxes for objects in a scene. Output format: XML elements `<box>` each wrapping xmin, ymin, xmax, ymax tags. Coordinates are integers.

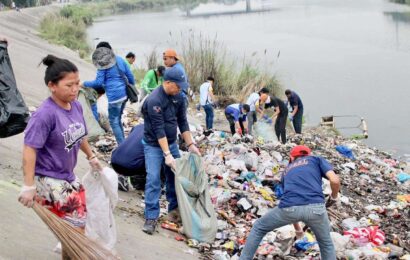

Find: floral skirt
<box><xmin>35</xmin><ymin>176</ymin><xmax>87</xmax><ymax>228</ymax></box>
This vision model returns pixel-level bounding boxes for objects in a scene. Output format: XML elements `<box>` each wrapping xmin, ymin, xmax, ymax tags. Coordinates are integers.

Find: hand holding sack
<box><xmin>89</xmin><ymin>156</ymin><xmax>103</xmax><ymax>172</ymax></box>
<box><xmin>188</xmin><ymin>143</ymin><xmax>201</xmax><ymax>156</ymax></box>
<box><xmin>165</xmin><ymin>153</ymin><xmax>176</xmax><ymax>171</ymax></box>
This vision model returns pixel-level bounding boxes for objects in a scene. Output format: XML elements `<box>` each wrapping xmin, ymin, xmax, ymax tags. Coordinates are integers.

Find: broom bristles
<box><xmin>33</xmin><ymin>203</ymin><xmax>118</xmax><ymax>260</ymax></box>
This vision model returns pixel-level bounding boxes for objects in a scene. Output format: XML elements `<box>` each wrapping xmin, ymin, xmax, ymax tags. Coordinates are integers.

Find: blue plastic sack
<box><xmin>295</xmin><ymin>238</ymin><xmax>317</xmax><ymax>251</ymax></box>
<box><xmin>397</xmin><ymin>172</ymin><xmax>410</xmax><ymax>183</ymax></box>
<box><xmin>335</xmin><ymin>145</ymin><xmax>355</xmax><ymax>160</ymax></box>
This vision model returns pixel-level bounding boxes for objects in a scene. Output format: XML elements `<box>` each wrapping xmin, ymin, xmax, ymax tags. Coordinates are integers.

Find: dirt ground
<box><xmin>0</xmin><ymin>5</ymin><xmax>199</xmax><ymax>260</ymax></box>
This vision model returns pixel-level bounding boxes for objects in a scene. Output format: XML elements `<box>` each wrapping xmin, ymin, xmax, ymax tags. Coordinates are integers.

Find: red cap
<box><xmin>290</xmin><ymin>145</ymin><xmax>311</xmax><ymax>158</ymax></box>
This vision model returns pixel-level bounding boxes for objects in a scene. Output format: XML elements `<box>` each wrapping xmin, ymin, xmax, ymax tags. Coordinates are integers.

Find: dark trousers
<box><xmin>293</xmin><ymin>108</ymin><xmax>303</xmax><ymax>134</ymax></box>
<box><xmin>225</xmin><ymin>113</ymin><xmax>244</xmax><ymax>135</ymax></box>
<box><xmin>275</xmin><ymin>114</ymin><xmax>287</xmax><ymax>144</ymax></box>
<box><xmin>203</xmin><ymin>104</ymin><xmax>214</xmax><ymax>130</ymax></box>
<box><xmin>112</xmin><ymin>163</ymin><xmax>147</xmax><ymax>189</ymax></box>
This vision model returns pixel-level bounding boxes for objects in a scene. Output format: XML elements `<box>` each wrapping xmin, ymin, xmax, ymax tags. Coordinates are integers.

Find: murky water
<box><xmin>87</xmin><ymin>0</ymin><xmax>410</xmax><ymax>156</ymax></box>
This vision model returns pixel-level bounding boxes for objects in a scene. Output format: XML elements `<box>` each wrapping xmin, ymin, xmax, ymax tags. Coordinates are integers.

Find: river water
<box><xmin>87</xmin><ymin>0</ymin><xmax>410</xmax><ymax>157</ymax></box>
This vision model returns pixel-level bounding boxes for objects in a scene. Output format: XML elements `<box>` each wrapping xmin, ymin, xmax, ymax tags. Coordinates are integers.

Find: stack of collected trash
<box><xmin>91</xmin><ymin>108</ymin><xmax>409</xmax><ymax>260</ymax></box>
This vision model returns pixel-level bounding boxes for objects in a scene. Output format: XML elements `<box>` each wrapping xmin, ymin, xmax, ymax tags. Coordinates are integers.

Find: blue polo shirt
<box><xmin>142</xmin><ymin>86</ymin><xmax>189</xmax><ymax>146</ymax></box>
<box><xmin>225</xmin><ymin>104</ymin><xmax>247</xmax><ymax>122</ymax></box>
<box><xmin>111</xmin><ymin>124</ymin><xmax>145</xmax><ymax>170</ymax></box>
<box><xmin>288</xmin><ymin>91</ymin><xmax>304</xmax><ymax>111</ymax></box>
<box><xmin>279</xmin><ymin>156</ymin><xmax>333</xmax><ymax>208</ymax></box>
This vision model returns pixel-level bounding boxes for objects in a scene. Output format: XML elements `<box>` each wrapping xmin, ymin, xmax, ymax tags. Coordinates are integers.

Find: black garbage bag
<box><xmin>0</xmin><ymin>41</ymin><xmax>29</xmax><ymax>138</ymax></box>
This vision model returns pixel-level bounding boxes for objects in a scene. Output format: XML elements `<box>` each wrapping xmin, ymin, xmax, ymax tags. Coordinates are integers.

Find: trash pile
<box><xmin>90</xmin><ymin>108</ymin><xmax>409</xmax><ymax>260</ymax></box>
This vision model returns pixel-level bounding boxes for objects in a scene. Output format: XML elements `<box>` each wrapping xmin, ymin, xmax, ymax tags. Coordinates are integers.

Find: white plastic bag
<box><xmin>82</xmin><ymin>167</ymin><xmax>118</xmax><ymax>251</ymax></box>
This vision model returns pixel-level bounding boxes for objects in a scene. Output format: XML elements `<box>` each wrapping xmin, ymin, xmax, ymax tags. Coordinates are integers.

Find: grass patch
<box><xmin>39</xmin><ymin>13</ymin><xmax>90</xmax><ymax>58</ymax></box>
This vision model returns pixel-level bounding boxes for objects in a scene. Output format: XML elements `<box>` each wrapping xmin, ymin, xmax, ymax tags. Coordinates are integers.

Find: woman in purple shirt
<box><xmin>18</xmin><ymin>55</ymin><xmax>102</xmax><ymax>258</ymax></box>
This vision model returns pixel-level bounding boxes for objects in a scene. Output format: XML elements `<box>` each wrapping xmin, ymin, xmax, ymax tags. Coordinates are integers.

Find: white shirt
<box><xmin>199</xmin><ymin>81</ymin><xmax>213</xmax><ymax>106</ymax></box>
<box><xmin>246</xmin><ymin>93</ymin><xmax>260</xmax><ymax>112</ymax></box>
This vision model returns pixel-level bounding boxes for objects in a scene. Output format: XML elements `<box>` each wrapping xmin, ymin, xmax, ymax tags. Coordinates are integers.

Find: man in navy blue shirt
<box><xmin>240</xmin><ymin>145</ymin><xmax>340</xmax><ymax>260</ymax></box>
<box><xmin>111</xmin><ymin>124</ymin><xmax>146</xmax><ymax>190</ymax></box>
<box><xmin>224</xmin><ymin>103</ymin><xmax>250</xmax><ymax>135</ymax></box>
<box><xmin>285</xmin><ymin>89</ymin><xmax>304</xmax><ymax>134</ymax></box>
<box><xmin>141</xmin><ymin>66</ymin><xmax>201</xmax><ymax>235</ymax></box>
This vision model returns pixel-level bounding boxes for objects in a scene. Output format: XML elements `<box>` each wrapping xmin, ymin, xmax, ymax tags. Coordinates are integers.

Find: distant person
<box><xmin>240</xmin><ymin>145</ymin><xmax>340</xmax><ymax>260</ymax></box>
<box><xmin>125</xmin><ymin>52</ymin><xmax>136</xmax><ymax>69</ymax></box>
<box><xmin>140</xmin><ymin>65</ymin><xmax>166</xmax><ymax>100</ymax></box>
<box><xmin>0</xmin><ymin>36</ymin><xmax>7</xmax><ymax>43</ymax></box>
<box><xmin>246</xmin><ymin>88</ymin><xmax>269</xmax><ymax>135</ymax></box>
<box><xmin>18</xmin><ymin>55</ymin><xmax>102</xmax><ymax>259</ymax></box>
<box><xmin>162</xmin><ymin>49</ymin><xmax>189</xmax><ymax>102</ymax></box>
<box><xmin>225</xmin><ymin>103</ymin><xmax>250</xmax><ymax>136</ymax></box>
<box><xmin>285</xmin><ymin>89</ymin><xmax>304</xmax><ymax>134</ymax></box>
<box><xmin>263</xmin><ymin>94</ymin><xmax>288</xmax><ymax>144</ymax></box>
<box><xmin>199</xmin><ymin>76</ymin><xmax>216</xmax><ymax>130</ymax></box>
<box><xmin>111</xmin><ymin>124</ymin><xmax>146</xmax><ymax>190</ymax></box>
<box><xmin>82</xmin><ymin>41</ymin><xmax>135</xmax><ymax>144</ymax></box>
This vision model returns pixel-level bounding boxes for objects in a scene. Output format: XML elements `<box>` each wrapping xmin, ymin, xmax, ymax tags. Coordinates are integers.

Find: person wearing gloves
<box><xmin>141</xmin><ymin>66</ymin><xmax>201</xmax><ymax>235</ymax></box>
<box><xmin>225</xmin><ymin>103</ymin><xmax>250</xmax><ymax>136</ymax></box>
<box><xmin>263</xmin><ymin>95</ymin><xmax>289</xmax><ymax>144</ymax></box>
<box><xmin>82</xmin><ymin>42</ymin><xmax>135</xmax><ymax>144</ymax></box>
<box><xmin>240</xmin><ymin>145</ymin><xmax>340</xmax><ymax>260</ymax></box>
<box><xmin>285</xmin><ymin>89</ymin><xmax>304</xmax><ymax>134</ymax></box>
<box><xmin>18</xmin><ymin>55</ymin><xmax>102</xmax><ymax>259</ymax></box>
<box><xmin>245</xmin><ymin>88</ymin><xmax>270</xmax><ymax>135</ymax></box>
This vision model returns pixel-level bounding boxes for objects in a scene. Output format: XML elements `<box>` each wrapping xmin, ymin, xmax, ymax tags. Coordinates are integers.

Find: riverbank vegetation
<box><xmin>38</xmin><ymin>0</ymin><xmax>281</xmax><ymax>97</ymax></box>
<box><xmin>164</xmin><ymin>32</ymin><xmax>281</xmax><ymax>97</ymax></box>
<box><xmin>391</xmin><ymin>0</ymin><xmax>410</xmax><ymax>4</ymax></box>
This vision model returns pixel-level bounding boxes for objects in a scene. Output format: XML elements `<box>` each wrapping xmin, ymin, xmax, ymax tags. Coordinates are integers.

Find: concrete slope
<box><xmin>0</xmin><ymin>6</ymin><xmax>198</xmax><ymax>260</ymax></box>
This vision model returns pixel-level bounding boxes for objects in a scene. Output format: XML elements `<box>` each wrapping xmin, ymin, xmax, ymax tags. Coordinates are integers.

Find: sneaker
<box><xmin>118</xmin><ymin>174</ymin><xmax>129</xmax><ymax>192</ymax></box>
<box><xmin>142</xmin><ymin>219</ymin><xmax>157</xmax><ymax>235</ymax></box>
<box><xmin>167</xmin><ymin>208</ymin><xmax>182</xmax><ymax>224</ymax></box>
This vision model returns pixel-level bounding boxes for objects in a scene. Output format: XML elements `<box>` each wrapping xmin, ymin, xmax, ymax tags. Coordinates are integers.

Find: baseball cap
<box><xmin>163</xmin><ymin>66</ymin><xmax>188</xmax><ymax>90</ymax></box>
<box><xmin>290</xmin><ymin>145</ymin><xmax>311</xmax><ymax>158</ymax></box>
<box><xmin>163</xmin><ymin>48</ymin><xmax>180</xmax><ymax>60</ymax></box>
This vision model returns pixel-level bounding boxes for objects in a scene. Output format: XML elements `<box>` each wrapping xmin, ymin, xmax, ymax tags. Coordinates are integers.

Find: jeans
<box><xmin>202</xmin><ymin>104</ymin><xmax>214</xmax><ymax>130</ymax></box>
<box><xmin>293</xmin><ymin>108</ymin><xmax>303</xmax><ymax>134</ymax></box>
<box><xmin>91</xmin><ymin>103</ymin><xmax>99</xmax><ymax>122</ymax></box>
<box><xmin>225</xmin><ymin>113</ymin><xmax>244</xmax><ymax>135</ymax></box>
<box><xmin>275</xmin><ymin>113</ymin><xmax>287</xmax><ymax>144</ymax></box>
<box><xmin>240</xmin><ymin>203</ymin><xmax>336</xmax><ymax>260</ymax></box>
<box><xmin>108</xmin><ymin>100</ymin><xmax>126</xmax><ymax>144</ymax></box>
<box><xmin>143</xmin><ymin>141</ymin><xmax>180</xmax><ymax>220</ymax></box>
<box><xmin>247</xmin><ymin>111</ymin><xmax>257</xmax><ymax>135</ymax></box>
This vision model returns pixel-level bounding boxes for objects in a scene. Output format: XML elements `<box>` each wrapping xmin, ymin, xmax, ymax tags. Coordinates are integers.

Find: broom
<box><xmin>32</xmin><ymin>202</ymin><xmax>119</xmax><ymax>260</ymax></box>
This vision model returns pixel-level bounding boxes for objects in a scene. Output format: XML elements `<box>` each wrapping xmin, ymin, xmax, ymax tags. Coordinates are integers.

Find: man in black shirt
<box><xmin>264</xmin><ymin>95</ymin><xmax>288</xmax><ymax>144</ymax></box>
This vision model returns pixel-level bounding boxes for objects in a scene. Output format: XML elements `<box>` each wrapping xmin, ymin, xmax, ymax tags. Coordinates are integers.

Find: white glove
<box><xmin>188</xmin><ymin>144</ymin><xmax>201</xmax><ymax>156</ymax></box>
<box><xmin>18</xmin><ymin>185</ymin><xmax>36</xmax><ymax>208</ymax></box>
<box><xmin>89</xmin><ymin>157</ymin><xmax>102</xmax><ymax>172</ymax></box>
<box><xmin>165</xmin><ymin>154</ymin><xmax>176</xmax><ymax>171</ymax></box>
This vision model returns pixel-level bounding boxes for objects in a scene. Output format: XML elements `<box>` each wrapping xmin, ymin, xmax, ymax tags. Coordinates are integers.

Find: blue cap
<box><xmin>163</xmin><ymin>66</ymin><xmax>188</xmax><ymax>90</ymax></box>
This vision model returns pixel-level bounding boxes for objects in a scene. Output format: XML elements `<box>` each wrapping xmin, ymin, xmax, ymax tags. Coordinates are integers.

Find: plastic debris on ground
<box><xmin>88</xmin><ymin>107</ymin><xmax>409</xmax><ymax>259</ymax></box>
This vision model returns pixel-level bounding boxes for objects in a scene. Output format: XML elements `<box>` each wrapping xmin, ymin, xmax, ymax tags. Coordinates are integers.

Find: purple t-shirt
<box><xmin>24</xmin><ymin>97</ymin><xmax>88</xmax><ymax>182</ymax></box>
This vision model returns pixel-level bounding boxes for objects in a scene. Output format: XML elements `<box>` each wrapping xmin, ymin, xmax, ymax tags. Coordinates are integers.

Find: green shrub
<box><xmin>39</xmin><ymin>14</ymin><xmax>90</xmax><ymax>58</ymax></box>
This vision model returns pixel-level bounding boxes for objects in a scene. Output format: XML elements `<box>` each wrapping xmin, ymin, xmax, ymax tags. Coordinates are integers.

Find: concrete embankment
<box><xmin>0</xmin><ymin>6</ymin><xmax>197</xmax><ymax>260</ymax></box>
